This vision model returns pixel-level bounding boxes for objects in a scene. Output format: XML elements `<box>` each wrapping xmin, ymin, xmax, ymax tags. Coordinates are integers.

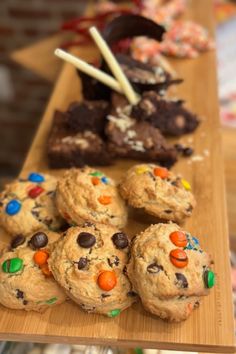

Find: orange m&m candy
<box><xmin>154</xmin><ymin>167</ymin><xmax>169</xmax><ymax>179</ymax></box>
<box><xmin>170</xmin><ymin>249</ymin><xmax>188</xmax><ymax>268</ymax></box>
<box><xmin>33</xmin><ymin>250</ymin><xmax>49</xmax><ymax>266</ymax></box>
<box><xmin>98</xmin><ymin>195</ymin><xmax>112</xmax><ymax>205</ymax></box>
<box><xmin>169</xmin><ymin>231</ymin><xmax>187</xmax><ymax>248</ymax></box>
<box><xmin>40</xmin><ymin>264</ymin><xmax>52</xmax><ymax>277</ymax></box>
<box><xmin>97</xmin><ymin>270</ymin><xmax>117</xmax><ymax>291</ymax></box>
<box><xmin>91</xmin><ymin>177</ymin><xmax>100</xmax><ymax>186</ymax></box>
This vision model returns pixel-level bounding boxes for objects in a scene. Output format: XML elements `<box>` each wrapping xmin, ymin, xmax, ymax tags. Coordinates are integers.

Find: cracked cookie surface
<box><xmin>127</xmin><ymin>223</ymin><xmax>215</xmax><ymax>322</ymax></box>
<box><xmin>48</xmin><ymin>223</ymin><xmax>137</xmax><ymax>316</ymax></box>
<box><xmin>56</xmin><ymin>167</ymin><xmax>127</xmax><ymax>228</ymax></box>
<box><xmin>0</xmin><ymin>230</ymin><xmax>66</xmax><ymax>312</ymax></box>
<box><xmin>0</xmin><ymin>172</ymin><xmax>64</xmax><ymax>236</ymax></box>
<box><xmin>119</xmin><ymin>164</ymin><xmax>196</xmax><ymax>224</ymax></box>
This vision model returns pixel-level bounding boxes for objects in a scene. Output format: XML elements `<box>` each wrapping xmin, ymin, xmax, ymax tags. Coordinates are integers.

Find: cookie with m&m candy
<box><xmin>56</xmin><ymin>167</ymin><xmax>127</xmax><ymax>229</ymax></box>
<box><xmin>0</xmin><ymin>173</ymin><xmax>64</xmax><ymax>236</ymax></box>
<box><xmin>128</xmin><ymin>223</ymin><xmax>215</xmax><ymax>322</ymax></box>
<box><xmin>0</xmin><ymin>230</ymin><xmax>66</xmax><ymax>312</ymax></box>
<box><xmin>119</xmin><ymin>163</ymin><xmax>196</xmax><ymax>224</ymax></box>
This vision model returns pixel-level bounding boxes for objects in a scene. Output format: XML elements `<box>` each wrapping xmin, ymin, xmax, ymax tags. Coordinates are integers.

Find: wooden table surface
<box><xmin>4</xmin><ymin>0</ymin><xmax>235</xmax><ymax>352</ymax></box>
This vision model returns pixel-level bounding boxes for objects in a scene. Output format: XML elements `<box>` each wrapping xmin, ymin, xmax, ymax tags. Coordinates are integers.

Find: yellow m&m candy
<box><xmin>182</xmin><ymin>179</ymin><xmax>191</xmax><ymax>191</ymax></box>
<box><xmin>135</xmin><ymin>166</ymin><xmax>149</xmax><ymax>175</ymax></box>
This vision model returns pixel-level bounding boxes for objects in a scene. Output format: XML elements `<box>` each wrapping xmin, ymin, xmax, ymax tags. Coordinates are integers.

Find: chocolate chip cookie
<box><xmin>56</xmin><ymin>168</ymin><xmax>127</xmax><ymax>228</ymax></box>
<box><xmin>128</xmin><ymin>223</ymin><xmax>215</xmax><ymax>322</ymax></box>
<box><xmin>48</xmin><ymin>223</ymin><xmax>137</xmax><ymax>316</ymax></box>
<box><xmin>119</xmin><ymin>164</ymin><xmax>196</xmax><ymax>224</ymax></box>
<box><xmin>0</xmin><ymin>230</ymin><xmax>66</xmax><ymax>312</ymax></box>
<box><xmin>0</xmin><ymin>172</ymin><xmax>65</xmax><ymax>236</ymax></box>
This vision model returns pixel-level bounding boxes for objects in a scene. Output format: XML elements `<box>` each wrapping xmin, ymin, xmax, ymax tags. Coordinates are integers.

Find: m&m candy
<box><xmin>170</xmin><ymin>249</ymin><xmax>188</xmax><ymax>268</ymax></box>
<box><xmin>153</xmin><ymin>167</ymin><xmax>169</xmax><ymax>179</ymax></box>
<box><xmin>204</xmin><ymin>269</ymin><xmax>215</xmax><ymax>288</ymax></box>
<box><xmin>182</xmin><ymin>179</ymin><xmax>191</xmax><ymax>191</ymax></box>
<box><xmin>135</xmin><ymin>166</ymin><xmax>149</xmax><ymax>175</ymax></box>
<box><xmin>169</xmin><ymin>231</ymin><xmax>187</xmax><ymax>248</ymax></box>
<box><xmin>2</xmin><ymin>258</ymin><xmax>23</xmax><ymax>273</ymax></box>
<box><xmin>6</xmin><ymin>200</ymin><xmax>21</xmax><ymax>216</ymax></box>
<box><xmin>90</xmin><ymin>171</ymin><xmax>103</xmax><ymax>177</ymax></box>
<box><xmin>97</xmin><ymin>270</ymin><xmax>117</xmax><ymax>291</ymax></box>
<box><xmin>45</xmin><ymin>297</ymin><xmax>57</xmax><ymax>305</ymax></box>
<box><xmin>98</xmin><ymin>195</ymin><xmax>112</xmax><ymax>205</ymax></box>
<box><xmin>101</xmin><ymin>176</ymin><xmax>109</xmax><ymax>184</ymax></box>
<box><xmin>28</xmin><ymin>186</ymin><xmax>44</xmax><ymax>199</ymax></box>
<box><xmin>91</xmin><ymin>177</ymin><xmax>100</xmax><ymax>186</ymax></box>
<box><xmin>108</xmin><ymin>309</ymin><xmax>121</xmax><ymax>318</ymax></box>
<box><xmin>33</xmin><ymin>250</ymin><xmax>49</xmax><ymax>266</ymax></box>
<box><xmin>28</xmin><ymin>173</ymin><xmax>45</xmax><ymax>183</ymax></box>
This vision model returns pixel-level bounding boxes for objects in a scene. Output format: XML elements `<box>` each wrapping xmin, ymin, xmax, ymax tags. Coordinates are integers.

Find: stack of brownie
<box><xmin>48</xmin><ymin>54</ymin><xmax>199</xmax><ymax>169</ymax></box>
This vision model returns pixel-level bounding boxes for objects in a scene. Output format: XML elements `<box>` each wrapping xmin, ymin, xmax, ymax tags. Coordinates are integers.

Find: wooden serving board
<box><xmin>0</xmin><ymin>0</ymin><xmax>235</xmax><ymax>352</ymax></box>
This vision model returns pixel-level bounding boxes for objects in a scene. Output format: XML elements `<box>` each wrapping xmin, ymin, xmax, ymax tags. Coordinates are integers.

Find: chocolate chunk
<box><xmin>175</xmin><ymin>273</ymin><xmax>188</xmax><ymax>288</ymax></box>
<box><xmin>11</xmin><ymin>235</ymin><xmax>25</xmax><ymax>249</ymax></box>
<box><xmin>183</xmin><ymin>147</ymin><xmax>194</xmax><ymax>157</ymax></box>
<box><xmin>107</xmin><ymin>255</ymin><xmax>120</xmax><ymax>267</ymax></box>
<box><xmin>147</xmin><ymin>263</ymin><xmax>163</xmax><ymax>273</ymax></box>
<box><xmin>77</xmin><ymin>257</ymin><xmax>88</xmax><ymax>270</ymax></box>
<box><xmin>127</xmin><ymin>291</ymin><xmax>138</xmax><ymax>297</ymax></box>
<box><xmin>28</xmin><ymin>232</ymin><xmax>48</xmax><ymax>250</ymax></box>
<box><xmin>16</xmin><ymin>289</ymin><xmax>24</xmax><ymax>299</ymax></box>
<box><xmin>112</xmin><ymin>232</ymin><xmax>129</xmax><ymax>249</ymax></box>
<box><xmin>23</xmin><ymin>300</ymin><xmax>28</xmax><ymax>305</ymax></box>
<box><xmin>77</xmin><ymin>232</ymin><xmax>96</xmax><ymax>248</ymax></box>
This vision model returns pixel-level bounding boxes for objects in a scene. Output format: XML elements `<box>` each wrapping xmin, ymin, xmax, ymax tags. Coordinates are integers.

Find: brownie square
<box><xmin>48</xmin><ymin>110</ymin><xmax>112</xmax><ymax>168</ymax></box>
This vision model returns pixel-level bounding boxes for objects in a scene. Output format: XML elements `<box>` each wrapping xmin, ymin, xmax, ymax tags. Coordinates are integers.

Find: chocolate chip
<box><xmin>175</xmin><ymin>273</ymin><xmax>188</xmax><ymax>288</ymax></box>
<box><xmin>101</xmin><ymin>293</ymin><xmax>111</xmax><ymax>298</ymax></box>
<box><xmin>164</xmin><ymin>210</ymin><xmax>172</xmax><ymax>214</ymax></box>
<box><xmin>107</xmin><ymin>256</ymin><xmax>119</xmax><ymax>267</ymax></box>
<box><xmin>123</xmin><ymin>265</ymin><xmax>127</xmax><ymax>275</ymax></box>
<box><xmin>186</xmin><ymin>205</ymin><xmax>193</xmax><ymax>213</ymax></box>
<box><xmin>11</xmin><ymin>235</ymin><xmax>25</xmax><ymax>249</ymax></box>
<box><xmin>147</xmin><ymin>263</ymin><xmax>163</xmax><ymax>274</ymax></box>
<box><xmin>28</xmin><ymin>232</ymin><xmax>48</xmax><ymax>250</ymax></box>
<box><xmin>23</xmin><ymin>300</ymin><xmax>28</xmax><ymax>305</ymax></box>
<box><xmin>112</xmin><ymin>232</ymin><xmax>129</xmax><ymax>249</ymax></box>
<box><xmin>127</xmin><ymin>291</ymin><xmax>137</xmax><ymax>297</ymax></box>
<box><xmin>194</xmin><ymin>300</ymin><xmax>200</xmax><ymax>308</ymax></box>
<box><xmin>183</xmin><ymin>147</ymin><xmax>194</xmax><ymax>157</ymax></box>
<box><xmin>31</xmin><ymin>210</ymin><xmax>40</xmax><ymax>218</ymax></box>
<box><xmin>77</xmin><ymin>232</ymin><xmax>96</xmax><ymax>248</ymax></box>
<box><xmin>77</xmin><ymin>257</ymin><xmax>88</xmax><ymax>270</ymax></box>
<box><xmin>16</xmin><ymin>289</ymin><xmax>24</xmax><ymax>299</ymax></box>
<box><xmin>174</xmin><ymin>143</ymin><xmax>184</xmax><ymax>153</ymax></box>
<box><xmin>148</xmin><ymin>172</ymin><xmax>156</xmax><ymax>181</ymax></box>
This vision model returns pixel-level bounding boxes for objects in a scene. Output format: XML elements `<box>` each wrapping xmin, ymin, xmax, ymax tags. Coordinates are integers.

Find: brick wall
<box><xmin>0</xmin><ymin>0</ymin><xmax>86</xmax><ymax>178</ymax></box>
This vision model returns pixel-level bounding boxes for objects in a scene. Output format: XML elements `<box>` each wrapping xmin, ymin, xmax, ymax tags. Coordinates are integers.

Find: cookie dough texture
<box><xmin>56</xmin><ymin>168</ymin><xmax>127</xmax><ymax>228</ymax></box>
<box><xmin>128</xmin><ymin>223</ymin><xmax>213</xmax><ymax>322</ymax></box>
<box><xmin>0</xmin><ymin>231</ymin><xmax>66</xmax><ymax>312</ymax></box>
<box><xmin>119</xmin><ymin>164</ymin><xmax>196</xmax><ymax>223</ymax></box>
<box><xmin>49</xmin><ymin>223</ymin><xmax>136</xmax><ymax>316</ymax></box>
<box><xmin>0</xmin><ymin>173</ymin><xmax>64</xmax><ymax>236</ymax></box>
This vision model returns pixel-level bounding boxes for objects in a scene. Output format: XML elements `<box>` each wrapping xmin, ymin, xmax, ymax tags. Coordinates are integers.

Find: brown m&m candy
<box><xmin>77</xmin><ymin>232</ymin><xmax>96</xmax><ymax>248</ymax></box>
<box><xmin>170</xmin><ymin>249</ymin><xmax>188</xmax><ymax>268</ymax></box>
<box><xmin>28</xmin><ymin>232</ymin><xmax>48</xmax><ymax>250</ymax></box>
<box><xmin>112</xmin><ymin>232</ymin><xmax>128</xmax><ymax>249</ymax></box>
<box><xmin>10</xmin><ymin>235</ymin><xmax>26</xmax><ymax>249</ymax></box>
<box><xmin>169</xmin><ymin>231</ymin><xmax>187</xmax><ymax>248</ymax></box>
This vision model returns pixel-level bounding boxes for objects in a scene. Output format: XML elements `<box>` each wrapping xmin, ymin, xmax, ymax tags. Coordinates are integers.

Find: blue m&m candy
<box><xmin>6</xmin><ymin>200</ymin><xmax>21</xmax><ymax>216</ymax></box>
<box><xmin>101</xmin><ymin>176</ymin><xmax>109</xmax><ymax>184</ymax></box>
<box><xmin>28</xmin><ymin>173</ymin><xmax>45</xmax><ymax>183</ymax></box>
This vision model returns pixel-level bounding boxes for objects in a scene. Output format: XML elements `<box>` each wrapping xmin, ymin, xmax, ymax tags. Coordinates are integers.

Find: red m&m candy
<box><xmin>28</xmin><ymin>186</ymin><xmax>44</xmax><ymax>199</ymax></box>
<box><xmin>170</xmin><ymin>249</ymin><xmax>188</xmax><ymax>268</ymax></box>
<box><xmin>169</xmin><ymin>231</ymin><xmax>187</xmax><ymax>248</ymax></box>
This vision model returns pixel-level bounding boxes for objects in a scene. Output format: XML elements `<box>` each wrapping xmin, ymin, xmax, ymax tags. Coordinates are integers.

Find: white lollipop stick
<box><xmin>89</xmin><ymin>26</ymin><xmax>139</xmax><ymax>105</ymax></box>
<box><xmin>55</xmin><ymin>48</ymin><xmax>123</xmax><ymax>94</ymax></box>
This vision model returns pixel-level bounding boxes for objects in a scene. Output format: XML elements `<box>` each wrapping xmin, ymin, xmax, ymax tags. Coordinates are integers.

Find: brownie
<box><xmin>48</xmin><ymin>110</ymin><xmax>112</xmax><ymax>168</ymax></box>
<box><xmin>131</xmin><ymin>91</ymin><xmax>200</xmax><ymax>136</ymax></box>
<box><xmin>106</xmin><ymin>107</ymin><xmax>177</xmax><ymax>167</ymax></box>
<box><xmin>66</xmin><ymin>100</ymin><xmax>109</xmax><ymax>135</ymax></box>
<box><xmin>77</xmin><ymin>70</ymin><xmax>111</xmax><ymax>101</ymax></box>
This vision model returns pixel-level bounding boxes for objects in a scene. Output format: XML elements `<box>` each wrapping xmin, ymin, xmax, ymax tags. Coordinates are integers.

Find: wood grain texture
<box><xmin>1</xmin><ymin>0</ymin><xmax>235</xmax><ymax>352</ymax></box>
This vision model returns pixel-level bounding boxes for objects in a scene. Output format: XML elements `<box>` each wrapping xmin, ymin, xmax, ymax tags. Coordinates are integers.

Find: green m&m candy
<box><xmin>90</xmin><ymin>171</ymin><xmax>103</xmax><ymax>177</ymax></box>
<box><xmin>204</xmin><ymin>269</ymin><xmax>215</xmax><ymax>288</ymax></box>
<box><xmin>108</xmin><ymin>309</ymin><xmax>121</xmax><ymax>318</ymax></box>
<box><xmin>45</xmin><ymin>297</ymin><xmax>57</xmax><ymax>305</ymax></box>
<box><xmin>2</xmin><ymin>258</ymin><xmax>23</xmax><ymax>273</ymax></box>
